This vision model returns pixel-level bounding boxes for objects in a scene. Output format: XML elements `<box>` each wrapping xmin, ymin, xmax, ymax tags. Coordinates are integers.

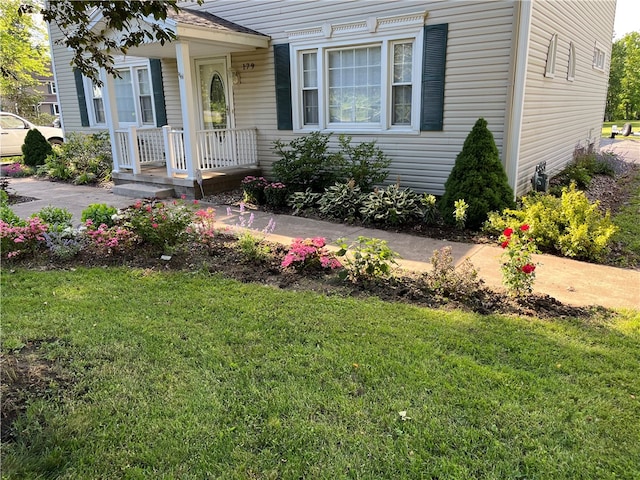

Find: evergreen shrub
<box><xmin>440</xmin><ymin>118</ymin><xmax>514</xmax><ymax>229</ymax></box>
<box><xmin>22</xmin><ymin>128</ymin><xmax>52</xmax><ymax>167</ymax></box>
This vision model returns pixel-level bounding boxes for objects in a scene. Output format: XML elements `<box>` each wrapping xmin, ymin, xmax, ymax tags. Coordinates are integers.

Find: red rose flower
<box><xmin>501</xmin><ymin>241</ymin><xmax>509</xmax><ymax>249</ymax></box>
<box><xmin>521</xmin><ymin>263</ymin><xmax>536</xmax><ymax>274</ymax></box>
<box><xmin>520</xmin><ymin>224</ymin><xmax>530</xmax><ymax>231</ymax></box>
<box><xmin>503</xmin><ymin>227</ymin><xmax>514</xmax><ymax>237</ymax></box>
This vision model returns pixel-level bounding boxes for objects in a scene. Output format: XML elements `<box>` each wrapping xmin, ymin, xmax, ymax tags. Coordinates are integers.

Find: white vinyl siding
<box><xmin>517</xmin><ymin>0</ymin><xmax>615</xmax><ymax>195</ymax></box>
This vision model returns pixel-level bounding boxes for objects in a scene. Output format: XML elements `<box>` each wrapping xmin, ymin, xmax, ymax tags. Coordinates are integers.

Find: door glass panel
<box><xmin>199</xmin><ymin>63</ymin><xmax>228</xmax><ymax>130</ymax></box>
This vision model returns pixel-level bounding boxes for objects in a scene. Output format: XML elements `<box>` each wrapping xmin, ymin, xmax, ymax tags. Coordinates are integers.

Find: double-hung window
<box><xmin>294</xmin><ymin>37</ymin><xmax>418</xmax><ymax>132</ymax></box>
<box><xmin>83</xmin><ymin>61</ymin><xmax>156</xmax><ymax>127</ymax></box>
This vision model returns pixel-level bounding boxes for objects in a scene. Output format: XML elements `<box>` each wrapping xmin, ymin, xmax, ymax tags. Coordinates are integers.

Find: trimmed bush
<box><xmin>337</xmin><ymin>135</ymin><xmax>390</xmax><ymax>192</ymax></box>
<box><xmin>272</xmin><ymin>132</ymin><xmax>344</xmax><ymax>192</ymax></box>
<box><xmin>440</xmin><ymin>118</ymin><xmax>514</xmax><ymax>229</ymax></box>
<box><xmin>81</xmin><ymin>203</ymin><xmax>118</xmax><ymax>228</ymax></box>
<box><xmin>22</xmin><ymin>128</ymin><xmax>52</xmax><ymax>167</ymax></box>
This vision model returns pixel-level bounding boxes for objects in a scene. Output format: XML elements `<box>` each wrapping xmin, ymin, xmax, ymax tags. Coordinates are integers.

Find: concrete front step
<box><xmin>112</xmin><ymin>183</ymin><xmax>175</xmax><ymax>199</ymax></box>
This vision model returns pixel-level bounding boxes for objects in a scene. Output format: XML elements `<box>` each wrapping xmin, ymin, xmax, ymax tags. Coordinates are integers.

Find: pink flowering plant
<box><xmin>122</xmin><ymin>199</ymin><xmax>195</xmax><ymax>253</ymax></box>
<box><xmin>83</xmin><ymin>220</ymin><xmax>137</xmax><ymax>256</ymax></box>
<box><xmin>281</xmin><ymin>237</ymin><xmax>342</xmax><ymax>272</ymax></box>
<box><xmin>264</xmin><ymin>182</ymin><xmax>288</xmax><ymax>208</ymax></box>
<box><xmin>241</xmin><ymin>176</ymin><xmax>268</xmax><ymax>205</ymax></box>
<box><xmin>186</xmin><ymin>208</ymin><xmax>218</xmax><ymax>248</ymax></box>
<box><xmin>0</xmin><ymin>217</ymin><xmax>48</xmax><ymax>259</ymax></box>
<box><xmin>499</xmin><ymin>224</ymin><xmax>540</xmax><ymax>297</ymax></box>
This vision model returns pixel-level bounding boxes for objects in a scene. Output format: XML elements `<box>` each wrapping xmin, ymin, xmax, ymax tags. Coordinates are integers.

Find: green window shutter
<box><xmin>420</xmin><ymin>23</ymin><xmax>448</xmax><ymax>131</ymax></box>
<box><xmin>149</xmin><ymin>59</ymin><xmax>167</xmax><ymax>127</ymax></box>
<box><xmin>274</xmin><ymin>43</ymin><xmax>293</xmax><ymax>130</ymax></box>
<box><xmin>73</xmin><ymin>69</ymin><xmax>90</xmax><ymax>127</ymax></box>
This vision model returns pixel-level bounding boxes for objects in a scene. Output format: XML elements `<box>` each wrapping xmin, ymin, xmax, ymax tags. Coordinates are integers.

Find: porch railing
<box><xmin>113</xmin><ymin>126</ymin><xmax>258</xmax><ymax>178</ymax></box>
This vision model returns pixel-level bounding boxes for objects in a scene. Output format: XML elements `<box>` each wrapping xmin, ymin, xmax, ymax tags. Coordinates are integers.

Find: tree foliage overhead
<box><xmin>606</xmin><ymin>31</ymin><xmax>640</xmax><ymax>120</ymax></box>
<box><xmin>0</xmin><ymin>0</ymin><xmax>49</xmax><ymax>114</ymax></box>
<box><xmin>440</xmin><ymin>118</ymin><xmax>515</xmax><ymax>229</ymax></box>
<box><xmin>24</xmin><ymin>1</ymin><xmax>185</xmax><ymax>84</ymax></box>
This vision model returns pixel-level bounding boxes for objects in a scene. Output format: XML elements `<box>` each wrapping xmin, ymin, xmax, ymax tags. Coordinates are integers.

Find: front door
<box><xmin>197</xmin><ymin>59</ymin><xmax>231</xmax><ymax>130</ymax></box>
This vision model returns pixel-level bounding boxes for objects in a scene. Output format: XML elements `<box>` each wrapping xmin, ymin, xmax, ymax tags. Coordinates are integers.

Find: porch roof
<box><xmin>109</xmin><ymin>7</ymin><xmax>270</xmax><ymax>58</ymax></box>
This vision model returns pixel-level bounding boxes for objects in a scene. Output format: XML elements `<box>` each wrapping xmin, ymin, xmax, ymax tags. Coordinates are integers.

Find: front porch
<box><xmin>110</xmin><ymin>125</ymin><xmax>261</xmax><ymax>198</ymax></box>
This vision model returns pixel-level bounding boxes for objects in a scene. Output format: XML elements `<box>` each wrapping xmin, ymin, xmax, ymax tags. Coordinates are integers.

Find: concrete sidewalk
<box><xmin>6</xmin><ymin>177</ymin><xmax>639</xmax><ymax>310</ymax></box>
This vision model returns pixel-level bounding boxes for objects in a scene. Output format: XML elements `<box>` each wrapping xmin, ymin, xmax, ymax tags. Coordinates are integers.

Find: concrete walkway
<box><xmin>6</xmin><ymin>177</ymin><xmax>639</xmax><ymax>310</ymax></box>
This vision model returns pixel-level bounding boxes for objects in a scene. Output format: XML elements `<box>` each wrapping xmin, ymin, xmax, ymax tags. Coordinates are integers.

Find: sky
<box><xmin>614</xmin><ymin>0</ymin><xmax>640</xmax><ymax>39</ymax></box>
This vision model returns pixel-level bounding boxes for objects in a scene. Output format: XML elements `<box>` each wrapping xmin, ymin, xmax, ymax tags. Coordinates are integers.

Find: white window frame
<box><xmin>544</xmin><ymin>34</ymin><xmax>558</xmax><ymax>78</ymax></box>
<box><xmin>593</xmin><ymin>41</ymin><xmax>606</xmax><ymax>71</ymax></box>
<box><xmin>82</xmin><ymin>59</ymin><xmax>156</xmax><ymax>128</ymax></box>
<box><xmin>567</xmin><ymin>42</ymin><xmax>576</xmax><ymax>81</ymax></box>
<box><xmin>47</xmin><ymin>81</ymin><xmax>57</xmax><ymax>94</ymax></box>
<box><xmin>287</xmin><ymin>12</ymin><xmax>426</xmax><ymax>134</ymax></box>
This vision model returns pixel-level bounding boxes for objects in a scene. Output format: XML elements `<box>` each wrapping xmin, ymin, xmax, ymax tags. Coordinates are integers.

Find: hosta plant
<box><xmin>360</xmin><ymin>184</ymin><xmax>423</xmax><ymax>227</ymax></box>
<box><xmin>318</xmin><ymin>181</ymin><xmax>365</xmax><ymax>222</ymax></box>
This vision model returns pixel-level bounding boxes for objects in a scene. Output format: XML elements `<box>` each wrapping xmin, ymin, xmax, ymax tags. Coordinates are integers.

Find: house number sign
<box><xmin>242</xmin><ymin>63</ymin><xmax>255</xmax><ymax>70</ymax></box>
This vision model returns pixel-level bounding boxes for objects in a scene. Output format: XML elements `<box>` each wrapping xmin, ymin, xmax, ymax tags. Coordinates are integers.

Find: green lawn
<box><xmin>2</xmin><ymin>268</ymin><xmax>639</xmax><ymax>479</ymax></box>
<box><xmin>612</xmin><ymin>168</ymin><xmax>640</xmax><ymax>266</ymax></box>
<box><xmin>602</xmin><ymin>120</ymin><xmax>640</xmax><ymax>140</ymax></box>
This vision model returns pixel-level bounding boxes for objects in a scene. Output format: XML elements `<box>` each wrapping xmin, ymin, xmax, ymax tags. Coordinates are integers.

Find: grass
<box><xmin>602</xmin><ymin>120</ymin><xmax>640</xmax><ymax>140</ymax></box>
<box><xmin>2</xmin><ymin>268</ymin><xmax>639</xmax><ymax>479</ymax></box>
<box><xmin>611</xmin><ymin>168</ymin><xmax>640</xmax><ymax>266</ymax></box>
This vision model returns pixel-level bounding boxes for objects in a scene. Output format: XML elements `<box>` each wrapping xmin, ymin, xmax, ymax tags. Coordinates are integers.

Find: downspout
<box><xmin>504</xmin><ymin>0</ymin><xmax>533</xmax><ymax>198</ymax></box>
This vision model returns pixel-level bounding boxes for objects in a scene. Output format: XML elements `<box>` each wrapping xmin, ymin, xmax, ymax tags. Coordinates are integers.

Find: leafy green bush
<box><xmin>484</xmin><ymin>184</ymin><xmax>617</xmax><ymax>261</ymax></box>
<box><xmin>440</xmin><ymin>118</ymin><xmax>514</xmax><ymax>229</ymax></box>
<box><xmin>336</xmin><ymin>236</ymin><xmax>399</xmax><ymax>283</ymax></box>
<box><xmin>22</xmin><ymin>128</ymin><xmax>52</xmax><ymax>167</ymax></box>
<box><xmin>32</xmin><ymin>206</ymin><xmax>73</xmax><ymax>232</ymax></box>
<box><xmin>42</xmin><ymin>132</ymin><xmax>112</xmax><ymax>184</ymax></box>
<box><xmin>287</xmin><ymin>189</ymin><xmax>322</xmax><ymax>216</ymax></box>
<box><xmin>122</xmin><ymin>199</ymin><xmax>194</xmax><ymax>253</ymax></box>
<box><xmin>421</xmin><ymin>247</ymin><xmax>482</xmax><ymax>300</ymax></box>
<box><xmin>360</xmin><ymin>184</ymin><xmax>423</xmax><ymax>227</ymax></box>
<box><xmin>317</xmin><ymin>181</ymin><xmax>365</xmax><ymax>222</ymax></box>
<box><xmin>0</xmin><ymin>204</ymin><xmax>24</xmax><ymax>226</ymax></box>
<box><xmin>551</xmin><ymin>151</ymin><xmax>616</xmax><ymax>192</ymax></box>
<box><xmin>336</xmin><ymin>135</ymin><xmax>390</xmax><ymax>192</ymax></box>
<box><xmin>241</xmin><ymin>176</ymin><xmax>268</xmax><ymax>205</ymax></box>
<box><xmin>264</xmin><ymin>182</ymin><xmax>288</xmax><ymax>208</ymax></box>
<box><xmin>237</xmin><ymin>231</ymin><xmax>272</xmax><ymax>262</ymax></box>
<box><xmin>272</xmin><ymin>132</ymin><xmax>344</xmax><ymax>192</ymax></box>
<box><xmin>81</xmin><ymin>203</ymin><xmax>118</xmax><ymax>228</ymax></box>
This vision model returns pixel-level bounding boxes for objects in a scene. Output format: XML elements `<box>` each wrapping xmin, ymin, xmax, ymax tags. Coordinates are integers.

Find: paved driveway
<box><xmin>600</xmin><ymin>138</ymin><xmax>640</xmax><ymax>164</ymax></box>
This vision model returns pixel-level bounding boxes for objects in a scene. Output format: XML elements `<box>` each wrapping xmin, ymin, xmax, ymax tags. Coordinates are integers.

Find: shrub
<box><xmin>484</xmin><ymin>184</ymin><xmax>617</xmax><ymax>261</ymax></box>
<box><xmin>241</xmin><ymin>176</ymin><xmax>268</xmax><ymax>205</ymax></box>
<box><xmin>281</xmin><ymin>237</ymin><xmax>342</xmax><ymax>271</ymax></box>
<box><xmin>317</xmin><ymin>181</ymin><xmax>365</xmax><ymax>222</ymax></box>
<box><xmin>122</xmin><ymin>199</ymin><xmax>195</xmax><ymax>253</ymax></box>
<box><xmin>43</xmin><ymin>230</ymin><xmax>85</xmax><ymax>260</ymax></box>
<box><xmin>22</xmin><ymin>128</ymin><xmax>52</xmax><ymax>167</ymax></box>
<box><xmin>287</xmin><ymin>189</ymin><xmax>322</xmax><ymax>216</ymax></box>
<box><xmin>0</xmin><ymin>217</ymin><xmax>48</xmax><ymax>259</ymax></box>
<box><xmin>499</xmin><ymin>225</ymin><xmax>539</xmax><ymax>297</ymax></box>
<box><xmin>336</xmin><ymin>236</ymin><xmax>399</xmax><ymax>282</ymax></box>
<box><xmin>42</xmin><ymin>132</ymin><xmax>112</xmax><ymax>184</ymax></box>
<box><xmin>272</xmin><ymin>132</ymin><xmax>344</xmax><ymax>192</ymax></box>
<box><xmin>83</xmin><ymin>223</ymin><xmax>137</xmax><ymax>256</ymax></box>
<box><xmin>264</xmin><ymin>182</ymin><xmax>288</xmax><ymax>208</ymax></box>
<box><xmin>336</xmin><ymin>135</ymin><xmax>390</xmax><ymax>192</ymax></box>
<box><xmin>421</xmin><ymin>194</ymin><xmax>440</xmax><ymax>226</ymax></box>
<box><xmin>422</xmin><ymin>247</ymin><xmax>482</xmax><ymax>300</ymax></box>
<box><xmin>32</xmin><ymin>206</ymin><xmax>73</xmax><ymax>232</ymax></box>
<box><xmin>0</xmin><ymin>204</ymin><xmax>23</xmax><ymax>226</ymax></box>
<box><xmin>81</xmin><ymin>203</ymin><xmax>119</xmax><ymax>228</ymax></box>
<box><xmin>551</xmin><ymin>151</ymin><xmax>616</xmax><ymax>192</ymax></box>
<box><xmin>360</xmin><ymin>184</ymin><xmax>423</xmax><ymax>227</ymax></box>
<box><xmin>440</xmin><ymin>118</ymin><xmax>514</xmax><ymax>229</ymax></box>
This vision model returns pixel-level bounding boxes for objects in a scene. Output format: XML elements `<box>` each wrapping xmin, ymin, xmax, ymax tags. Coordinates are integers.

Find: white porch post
<box><xmin>128</xmin><ymin>126</ymin><xmax>141</xmax><ymax>174</ymax></box>
<box><xmin>100</xmin><ymin>70</ymin><xmax>121</xmax><ymax>173</ymax></box>
<box><xmin>175</xmin><ymin>41</ymin><xmax>198</xmax><ymax>180</ymax></box>
<box><xmin>163</xmin><ymin>125</ymin><xmax>175</xmax><ymax>177</ymax></box>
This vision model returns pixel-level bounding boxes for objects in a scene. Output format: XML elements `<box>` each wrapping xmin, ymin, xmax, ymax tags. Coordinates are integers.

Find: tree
<box><xmin>0</xmin><ymin>0</ymin><xmax>49</xmax><ymax>115</ymax></box>
<box><xmin>25</xmin><ymin>1</ymin><xmax>190</xmax><ymax>84</ymax></box>
<box><xmin>606</xmin><ymin>31</ymin><xmax>640</xmax><ymax>120</ymax></box>
<box><xmin>22</xmin><ymin>128</ymin><xmax>52</xmax><ymax>166</ymax></box>
<box><xmin>440</xmin><ymin>118</ymin><xmax>515</xmax><ymax>230</ymax></box>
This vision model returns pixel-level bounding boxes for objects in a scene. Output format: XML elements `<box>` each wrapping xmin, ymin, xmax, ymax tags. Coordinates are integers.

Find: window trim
<box><xmin>544</xmin><ymin>33</ymin><xmax>558</xmax><ymax>78</ymax></box>
<box><xmin>290</xmin><ymin>32</ymin><xmax>423</xmax><ymax>133</ymax></box>
<box><xmin>593</xmin><ymin>41</ymin><xmax>606</xmax><ymax>72</ymax></box>
<box><xmin>567</xmin><ymin>42</ymin><xmax>576</xmax><ymax>81</ymax></box>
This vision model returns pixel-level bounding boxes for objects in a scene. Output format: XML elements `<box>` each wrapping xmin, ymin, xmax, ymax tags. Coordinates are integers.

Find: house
<box><xmin>47</xmin><ymin>0</ymin><xmax>616</xmax><ymax>198</ymax></box>
<box><xmin>34</xmin><ymin>71</ymin><xmax>60</xmax><ymax>119</ymax></box>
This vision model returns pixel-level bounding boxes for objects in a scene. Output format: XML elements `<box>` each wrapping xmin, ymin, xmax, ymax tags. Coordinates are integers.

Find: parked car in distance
<box><xmin>0</xmin><ymin>112</ymin><xmax>64</xmax><ymax>157</ymax></box>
